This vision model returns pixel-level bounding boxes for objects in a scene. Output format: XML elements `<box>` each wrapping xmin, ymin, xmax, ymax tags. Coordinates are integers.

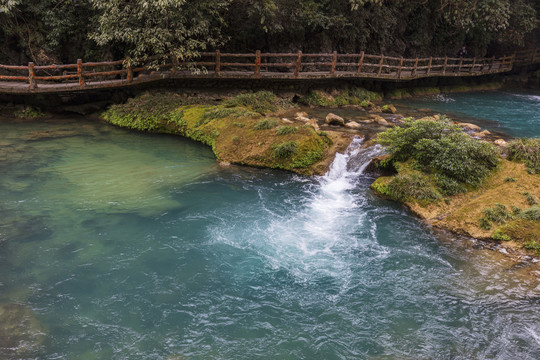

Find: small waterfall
<box><xmin>210</xmin><ymin>136</ymin><xmax>386</xmax><ymax>282</ymax></box>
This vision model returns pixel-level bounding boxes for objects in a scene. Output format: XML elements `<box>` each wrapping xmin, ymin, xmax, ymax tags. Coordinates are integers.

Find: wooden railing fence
<box><xmin>0</xmin><ymin>48</ymin><xmax>538</xmax><ymax>92</ymax></box>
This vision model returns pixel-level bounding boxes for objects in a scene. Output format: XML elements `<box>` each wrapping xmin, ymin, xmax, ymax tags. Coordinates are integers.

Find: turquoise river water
<box><xmin>0</xmin><ymin>90</ymin><xmax>539</xmax><ymax>359</ymax></box>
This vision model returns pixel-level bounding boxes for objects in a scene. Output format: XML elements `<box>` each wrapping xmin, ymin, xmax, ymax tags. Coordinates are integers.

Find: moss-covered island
<box><xmin>370</xmin><ymin>117</ymin><xmax>540</xmax><ymax>257</ymax></box>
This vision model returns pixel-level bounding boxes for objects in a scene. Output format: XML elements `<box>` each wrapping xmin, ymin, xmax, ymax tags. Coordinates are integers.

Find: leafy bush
<box><xmin>254</xmin><ymin>118</ymin><xmax>279</xmax><ymax>130</ymax></box>
<box><xmin>479</xmin><ymin>203</ymin><xmax>513</xmax><ymax>230</ymax></box>
<box><xmin>491</xmin><ymin>229</ymin><xmax>511</xmax><ymax>241</ymax></box>
<box><xmin>377</xmin><ymin>118</ymin><xmax>500</xmax><ymax>190</ymax></box>
<box><xmin>275</xmin><ymin>125</ymin><xmax>298</xmax><ymax>135</ymax></box>
<box><xmin>518</xmin><ymin>205</ymin><xmax>540</xmax><ymax>221</ymax></box>
<box><xmin>524</xmin><ymin>240</ymin><xmax>540</xmax><ymax>254</ymax></box>
<box><xmin>273</xmin><ymin>141</ymin><xmax>298</xmax><ymax>158</ymax></box>
<box><xmin>434</xmin><ymin>174</ymin><xmax>466</xmax><ymax>196</ymax></box>
<box><xmin>506</xmin><ymin>138</ymin><xmax>540</xmax><ymax>174</ymax></box>
<box><xmin>386</xmin><ymin>173</ymin><xmax>441</xmax><ymax>203</ymax></box>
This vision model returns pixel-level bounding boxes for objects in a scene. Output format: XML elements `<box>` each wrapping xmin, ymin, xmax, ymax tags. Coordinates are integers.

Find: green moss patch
<box><xmin>101</xmin><ymin>91</ymin><xmax>331</xmax><ymax>175</ymax></box>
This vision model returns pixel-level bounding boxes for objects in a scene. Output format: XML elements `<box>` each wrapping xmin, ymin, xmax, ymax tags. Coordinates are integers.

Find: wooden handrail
<box><xmin>0</xmin><ymin>48</ymin><xmax>537</xmax><ymax>92</ymax></box>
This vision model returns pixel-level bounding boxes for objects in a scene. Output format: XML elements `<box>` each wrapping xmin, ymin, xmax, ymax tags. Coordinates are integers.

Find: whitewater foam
<box><xmin>209</xmin><ymin>137</ymin><xmax>387</xmax><ymax>282</ymax></box>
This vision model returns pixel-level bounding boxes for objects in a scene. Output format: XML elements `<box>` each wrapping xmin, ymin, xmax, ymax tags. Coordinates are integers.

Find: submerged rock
<box><xmin>325</xmin><ymin>113</ymin><xmax>345</xmax><ymax>126</ymax></box>
<box><xmin>0</xmin><ymin>303</ymin><xmax>46</xmax><ymax>358</ymax></box>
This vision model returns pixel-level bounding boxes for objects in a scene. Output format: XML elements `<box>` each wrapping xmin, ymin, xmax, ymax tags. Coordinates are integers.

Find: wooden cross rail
<box><xmin>0</xmin><ymin>49</ymin><xmax>538</xmax><ymax>94</ymax></box>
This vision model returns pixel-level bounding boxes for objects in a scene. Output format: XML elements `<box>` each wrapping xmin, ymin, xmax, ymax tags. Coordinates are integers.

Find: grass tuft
<box><xmin>273</xmin><ymin>141</ymin><xmax>298</xmax><ymax>158</ymax></box>
<box><xmin>506</xmin><ymin>138</ymin><xmax>540</xmax><ymax>174</ymax></box>
<box><xmin>518</xmin><ymin>205</ymin><xmax>540</xmax><ymax>221</ymax></box>
<box><xmin>254</xmin><ymin>118</ymin><xmax>279</xmax><ymax>130</ymax></box>
<box><xmin>479</xmin><ymin>203</ymin><xmax>513</xmax><ymax>230</ymax></box>
<box><xmin>386</xmin><ymin>173</ymin><xmax>441</xmax><ymax>203</ymax></box>
<box><xmin>276</xmin><ymin>126</ymin><xmax>298</xmax><ymax>135</ymax></box>
<box><xmin>522</xmin><ymin>192</ymin><xmax>538</xmax><ymax>205</ymax></box>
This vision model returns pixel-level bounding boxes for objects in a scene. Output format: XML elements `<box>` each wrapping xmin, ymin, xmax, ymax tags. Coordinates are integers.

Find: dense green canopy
<box><xmin>0</xmin><ymin>0</ymin><xmax>538</xmax><ymax>64</ymax></box>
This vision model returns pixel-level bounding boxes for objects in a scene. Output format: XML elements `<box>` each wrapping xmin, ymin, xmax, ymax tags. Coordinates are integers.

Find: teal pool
<box><xmin>0</xmin><ymin>95</ymin><xmax>539</xmax><ymax>359</ymax></box>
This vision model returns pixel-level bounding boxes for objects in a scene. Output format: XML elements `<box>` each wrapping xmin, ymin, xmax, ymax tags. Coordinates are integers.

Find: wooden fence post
<box><xmin>509</xmin><ymin>54</ymin><xmax>515</xmax><ymax>70</ymax></box>
<box><xmin>458</xmin><ymin>58</ymin><xmax>463</xmax><ymax>72</ymax></box>
<box><xmin>427</xmin><ymin>57</ymin><xmax>432</xmax><ymax>75</ymax></box>
<box><xmin>77</xmin><ymin>59</ymin><xmax>85</xmax><ymax>87</ymax></box>
<box><xmin>442</xmin><ymin>56</ymin><xmax>447</xmax><ymax>75</ymax></box>
<box><xmin>126</xmin><ymin>57</ymin><xmax>133</xmax><ymax>83</ymax></box>
<box><xmin>294</xmin><ymin>51</ymin><xmax>302</xmax><ymax>78</ymax></box>
<box><xmin>330</xmin><ymin>51</ymin><xmax>337</xmax><ymax>75</ymax></box>
<box><xmin>489</xmin><ymin>56</ymin><xmax>495</xmax><ymax>70</ymax></box>
<box><xmin>357</xmin><ymin>51</ymin><xmax>364</xmax><ymax>75</ymax></box>
<box><xmin>28</xmin><ymin>62</ymin><xmax>36</xmax><ymax>89</ymax></box>
<box><xmin>215</xmin><ymin>50</ymin><xmax>221</xmax><ymax>76</ymax></box>
<box><xmin>470</xmin><ymin>57</ymin><xmax>476</xmax><ymax>73</ymax></box>
<box><xmin>377</xmin><ymin>55</ymin><xmax>384</xmax><ymax>77</ymax></box>
<box><xmin>397</xmin><ymin>56</ymin><xmax>403</xmax><ymax>78</ymax></box>
<box><xmin>254</xmin><ymin>50</ymin><xmax>261</xmax><ymax>77</ymax></box>
<box><xmin>412</xmin><ymin>58</ymin><xmax>418</xmax><ymax>76</ymax></box>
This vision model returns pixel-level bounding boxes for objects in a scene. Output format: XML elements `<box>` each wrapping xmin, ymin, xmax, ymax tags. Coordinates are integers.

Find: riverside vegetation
<box><xmin>371</xmin><ymin>117</ymin><xmax>540</xmax><ymax>255</ymax></box>
<box><xmin>100</xmin><ymin>88</ymin><xmax>540</xmax><ymax>257</ymax></box>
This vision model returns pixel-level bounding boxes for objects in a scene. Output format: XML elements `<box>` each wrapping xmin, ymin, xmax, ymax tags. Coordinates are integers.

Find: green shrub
<box><xmin>386</xmin><ymin>173</ymin><xmax>441</xmax><ymax>202</ymax></box>
<box><xmin>273</xmin><ymin>141</ymin><xmax>298</xmax><ymax>158</ymax></box>
<box><xmin>254</xmin><ymin>118</ymin><xmax>279</xmax><ymax>130</ymax></box>
<box><xmin>434</xmin><ymin>174</ymin><xmax>467</xmax><ymax>196</ymax></box>
<box><xmin>376</xmin><ymin>118</ymin><xmax>500</xmax><ymax>190</ymax></box>
<box><xmin>480</xmin><ymin>203</ymin><xmax>513</xmax><ymax>230</ymax></box>
<box><xmin>518</xmin><ymin>205</ymin><xmax>540</xmax><ymax>221</ymax></box>
<box><xmin>523</xmin><ymin>240</ymin><xmax>540</xmax><ymax>254</ymax></box>
<box><xmin>522</xmin><ymin>192</ymin><xmax>538</xmax><ymax>205</ymax></box>
<box><xmin>491</xmin><ymin>229</ymin><xmax>511</xmax><ymax>241</ymax></box>
<box><xmin>275</xmin><ymin>125</ymin><xmax>298</xmax><ymax>135</ymax></box>
<box><xmin>506</xmin><ymin>138</ymin><xmax>540</xmax><ymax>174</ymax></box>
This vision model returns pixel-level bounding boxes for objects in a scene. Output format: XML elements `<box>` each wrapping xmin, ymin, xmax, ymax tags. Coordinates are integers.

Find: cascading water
<box><xmin>210</xmin><ymin>137</ymin><xmax>386</xmax><ymax>282</ymax></box>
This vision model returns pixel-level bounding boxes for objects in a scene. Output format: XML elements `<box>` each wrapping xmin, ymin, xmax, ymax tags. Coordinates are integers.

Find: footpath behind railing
<box><xmin>0</xmin><ymin>48</ymin><xmax>538</xmax><ymax>93</ymax></box>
